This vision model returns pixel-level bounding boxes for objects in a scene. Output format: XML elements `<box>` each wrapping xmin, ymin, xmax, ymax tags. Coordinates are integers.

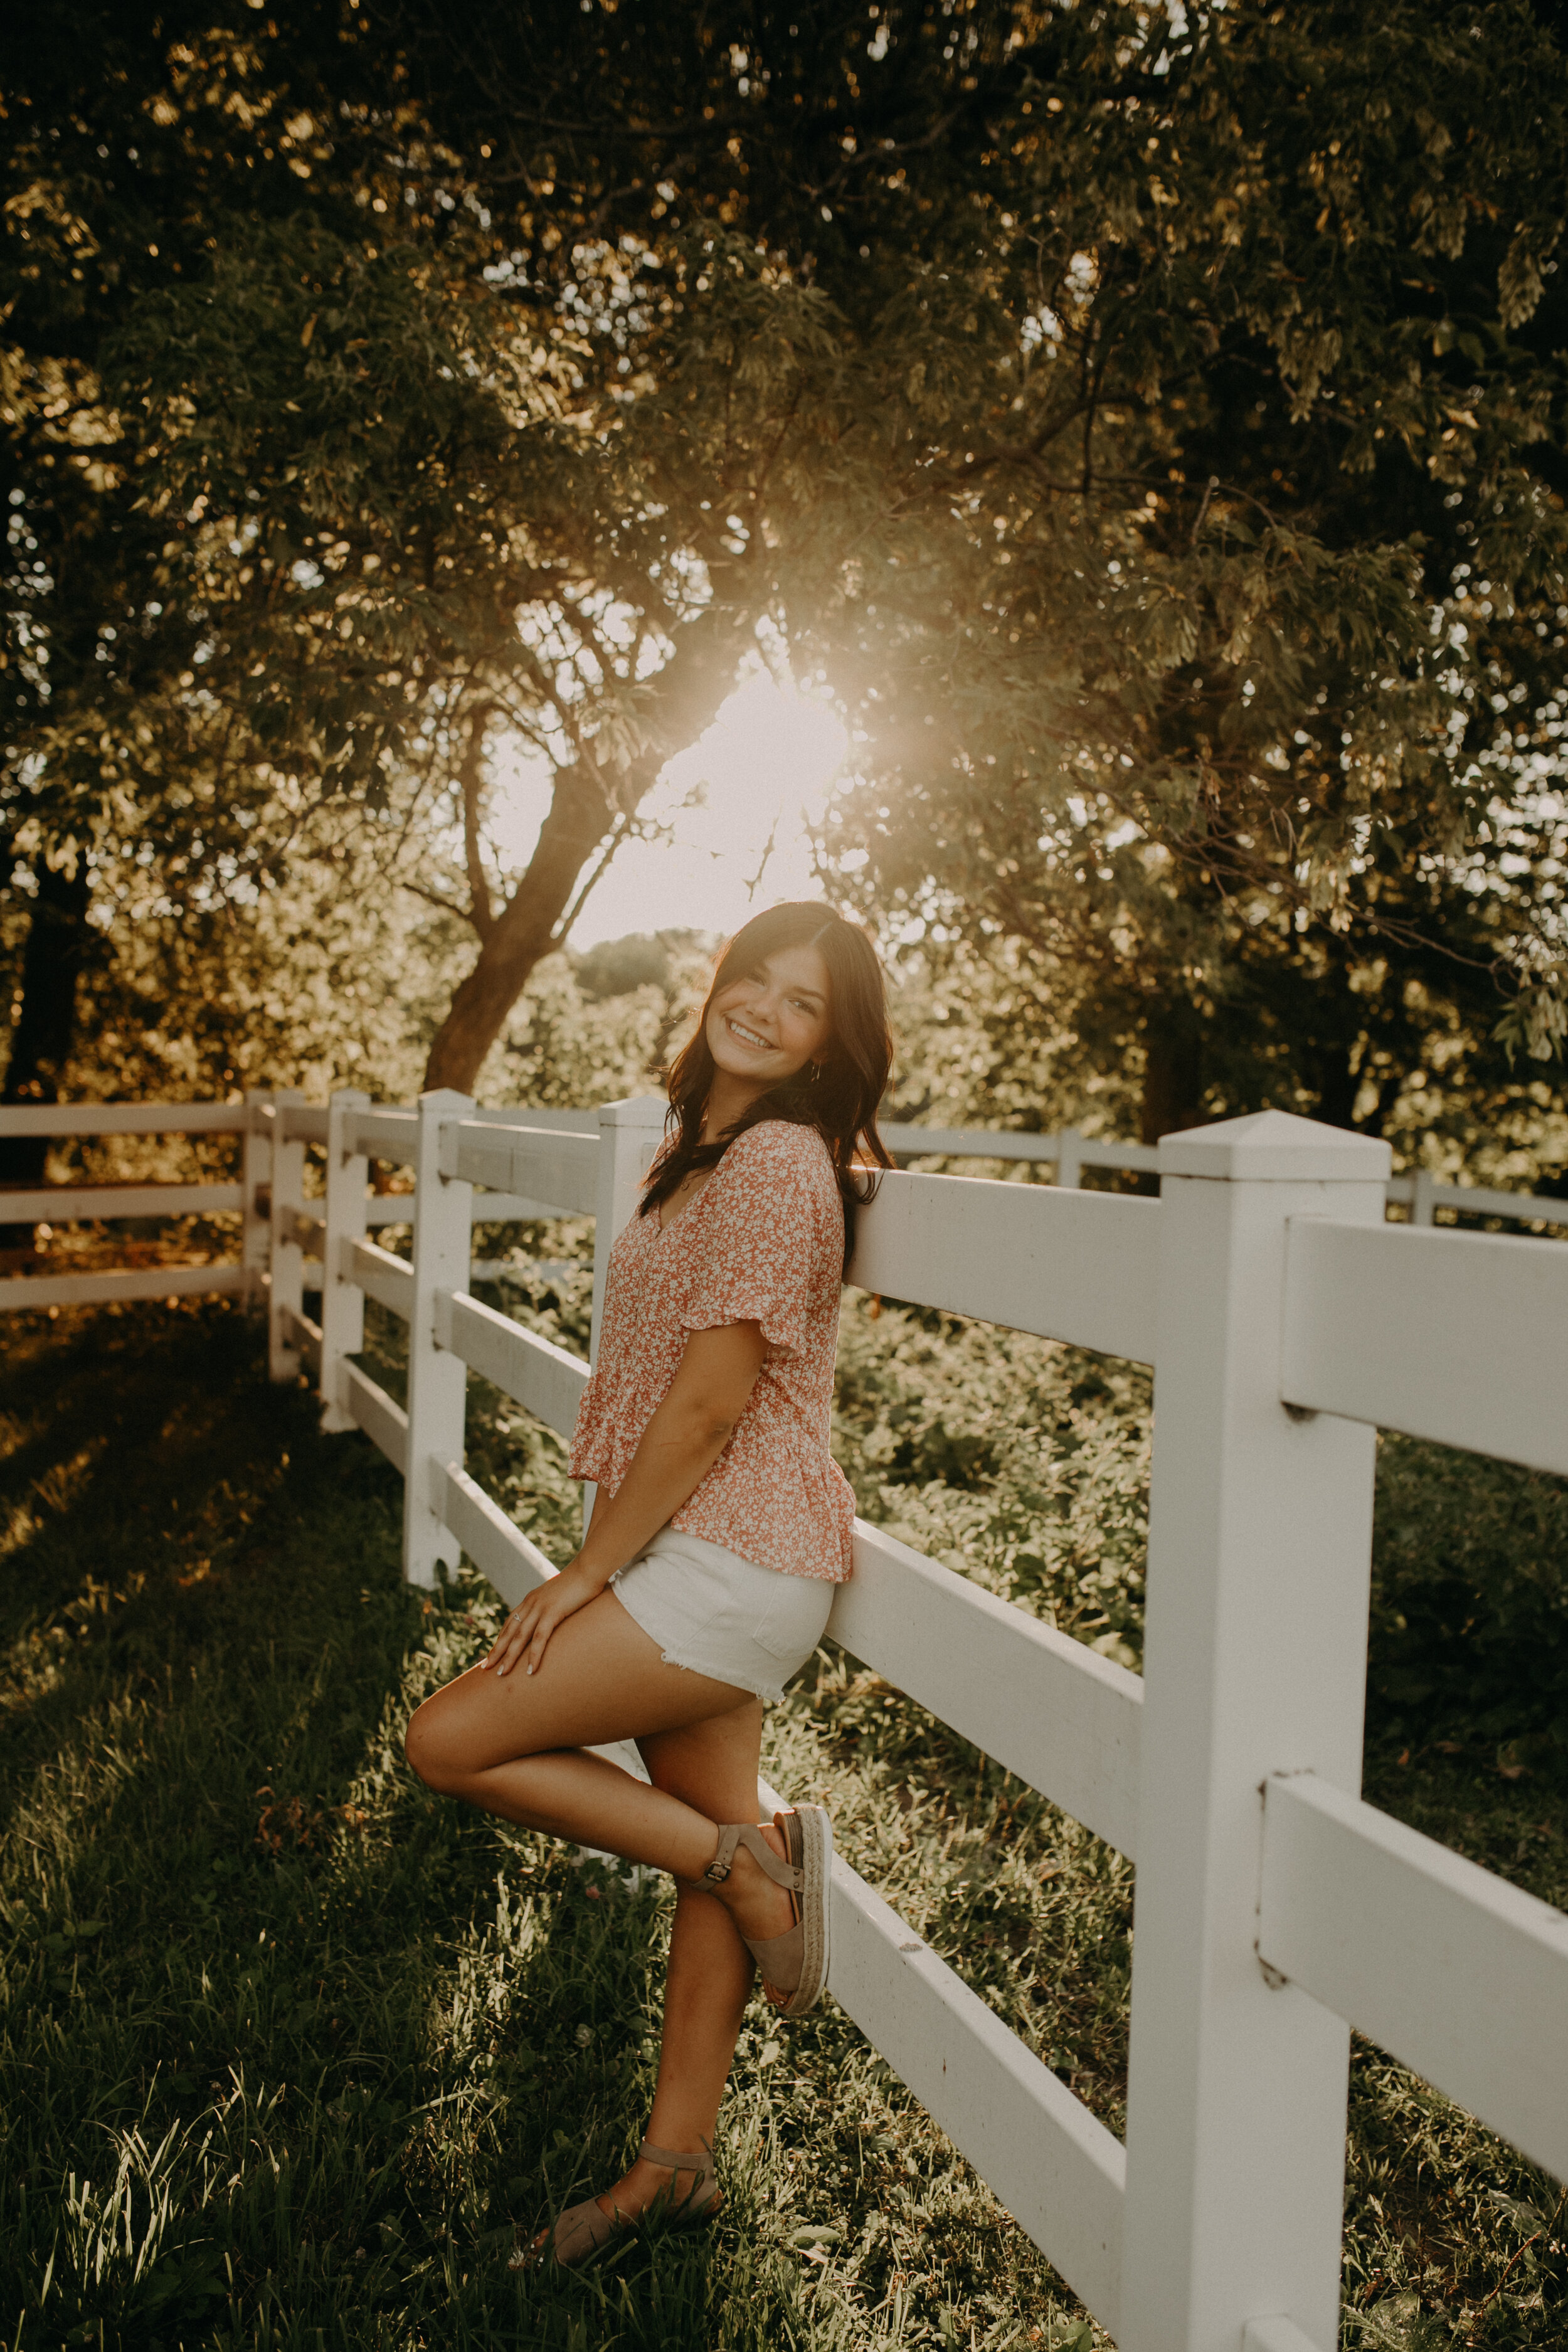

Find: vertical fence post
<box><xmin>1411</xmin><ymin>1167</ymin><xmax>1437</xmax><ymax>1227</ymax></box>
<box><xmin>1120</xmin><ymin>1111</ymin><xmax>1391</xmax><ymax>2352</ymax></box>
<box><xmin>267</xmin><ymin>1088</ymin><xmax>305</xmax><ymax>1380</ymax></box>
<box><xmin>318</xmin><ymin>1088</ymin><xmax>369</xmax><ymax>1433</ymax></box>
<box><xmin>590</xmin><ymin>1095</ymin><xmax>670</xmax><ymax>1357</ymax></box>
<box><xmin>1054</xmin><ymin>1126</ymin><xmax>1083</xmax><ymax>1190</ymax></box>
<box><xmin>242</xmin><ymin>1089</ymin><xmax>273</xmax><ymax>1308</ymax></box>
<box><xmin>402</xmin><ymin>1088</ymin><xmax>473</xmax><ymax>1588</ymax></box>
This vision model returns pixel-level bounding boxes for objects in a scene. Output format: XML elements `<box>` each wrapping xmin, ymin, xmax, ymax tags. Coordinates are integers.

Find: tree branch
<box><xmin>459</xmin><ymin>697</ymin><xmax>497</xmax><ymax>940</ymax></box>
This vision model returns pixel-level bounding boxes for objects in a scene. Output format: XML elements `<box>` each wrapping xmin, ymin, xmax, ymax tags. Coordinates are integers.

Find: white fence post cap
<box><xmin>598</xmin><ymin>1094</ymin><xmax>669</xmax><ymax>1131</ymax></box>
<box><xmin>1158</xmin><ymin>1110</ymin><xmax>1392</xmax><ymax>1184</ymax></box>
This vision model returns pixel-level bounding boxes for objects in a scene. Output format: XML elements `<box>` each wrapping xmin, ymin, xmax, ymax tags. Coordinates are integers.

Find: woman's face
<box><xmin>706</xmin><ymin>941</ymin><xmax>834</xmax><ymax>1099</ymax></box>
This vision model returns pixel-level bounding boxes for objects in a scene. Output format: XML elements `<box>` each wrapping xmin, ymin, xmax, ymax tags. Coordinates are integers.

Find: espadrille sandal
<box><xmin>696</xmin><ymin>1806</ymin><xmax>832</xmax><ymax>2018</ymax></box>
<box><xmin>516</xmin><ymin>2136</ymin><xmax>721</xmax><ymax>2271</ymax></box>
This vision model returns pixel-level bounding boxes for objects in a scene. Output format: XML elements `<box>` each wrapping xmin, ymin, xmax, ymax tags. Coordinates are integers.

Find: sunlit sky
<box><xmin>488</xmin><ymin>669</ymin><xmax>850</xmax><ymax>950</ymax></box>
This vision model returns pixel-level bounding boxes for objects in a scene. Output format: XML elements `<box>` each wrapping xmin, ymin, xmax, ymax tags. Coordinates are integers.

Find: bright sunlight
<box><xmin>490</xmin><ymin>670</ymin><xmax>849</xmax><ymax>950</ymax></box>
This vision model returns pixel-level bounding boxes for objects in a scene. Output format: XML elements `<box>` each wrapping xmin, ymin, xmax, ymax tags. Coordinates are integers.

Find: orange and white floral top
<box><xmin>569</xmin><ymin>1119</ymin><xmax>854</xmax><ymax>1582</ymax></box>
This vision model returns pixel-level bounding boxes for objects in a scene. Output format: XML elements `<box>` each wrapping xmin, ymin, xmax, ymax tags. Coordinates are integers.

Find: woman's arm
<box><xmin>482</xmin><ymin>1320</ymin><xmax>768</xmax><ymax>1677</ymax></box>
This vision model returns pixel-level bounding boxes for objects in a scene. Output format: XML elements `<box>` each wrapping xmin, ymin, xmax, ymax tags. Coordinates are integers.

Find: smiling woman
<box><xmin>641</xmin><ymin>903</ymin><xmax>895</xmax><ymax>1262</ymax></box>
<box><xmin>403</xmin><ymin>902</ymin><xmax>894</xmax><ymax>2272</ymax></box>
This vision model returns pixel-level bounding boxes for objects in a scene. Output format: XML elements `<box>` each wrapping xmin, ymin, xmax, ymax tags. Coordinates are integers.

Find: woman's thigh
<box><xmin>406</xmin><ymin>1587</ymin><xmax>756</xmax><ymax>1779</ymax></box>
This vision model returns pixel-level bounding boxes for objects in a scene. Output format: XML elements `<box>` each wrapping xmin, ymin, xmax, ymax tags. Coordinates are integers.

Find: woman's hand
<box><xmin>480</xmin><ymin>1326</ymin><xmax>766</xmax><ymax>1682</ymax></box>
<box><xmin>482</xmin><ymin>1557</ymin><xmax>607</xmax><ymax>1679</ymax></box>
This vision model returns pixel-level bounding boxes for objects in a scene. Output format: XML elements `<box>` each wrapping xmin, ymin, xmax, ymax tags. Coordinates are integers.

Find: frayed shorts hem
<box><xmin>638</xmin><ymin>1634</ymin><xmax>788</xmax><ymax>1707</ymax></box>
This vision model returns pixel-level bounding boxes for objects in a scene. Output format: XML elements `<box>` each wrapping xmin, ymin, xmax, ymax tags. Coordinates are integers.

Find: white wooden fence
<box><xmin>880</xmin><ymin>1120</ymin><xmax>1568</xmax><ymax>1231</ymax></box>
<box><xmin>4</xmin><ymin>1091</ymin><xmax>1568</xmax><ymax>2351</ymax></box>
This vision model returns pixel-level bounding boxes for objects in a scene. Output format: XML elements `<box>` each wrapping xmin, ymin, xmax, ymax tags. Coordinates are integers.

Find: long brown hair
<box><xmin>641</xmin><ymin>902</ymin><xmax>895</xmax><ymax>1266</ymax></box>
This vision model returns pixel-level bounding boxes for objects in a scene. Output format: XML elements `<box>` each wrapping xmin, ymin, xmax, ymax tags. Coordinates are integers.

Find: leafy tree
<box><xmin>119</xmin><ymin>212</ymin><xmax>858</xmax><ymax>1090</ymax></box>
<box><xmin>320</xmin><ymin>0</ymin><xmax>1568</xmax><ymax>1142</ymax></box>
<box><xmin>797</xmin><ymin>0</ymin><xmax>1568</xmax><ymax>1140</ymax></box>
<box><xmin>6</xmin><ymin>0</ymin><xmax>1566</xmax><ymax>1163</ymax></box>
<box><xmin>2</xmin><ymin>0</ymin><xmax>1004</xmax><ymax>1116</ymax></box>
<box><xmin>0</xmin><ymin>3</ymin><xmax>383</xmax><ymax>1169</ymax></box>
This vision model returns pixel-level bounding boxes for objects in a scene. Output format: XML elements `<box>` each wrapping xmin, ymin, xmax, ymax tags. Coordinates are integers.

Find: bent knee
<box><xmin>404</xmin><ymin>1703</ymin><xmax>467</xmax><ymax>1795</ymax></box>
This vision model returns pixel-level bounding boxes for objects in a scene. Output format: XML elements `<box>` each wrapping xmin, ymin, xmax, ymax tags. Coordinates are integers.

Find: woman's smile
<box><xmin>704</xmin><ymin>941</ymin><xmax>835</xmax><ymax>1116</ymax></box>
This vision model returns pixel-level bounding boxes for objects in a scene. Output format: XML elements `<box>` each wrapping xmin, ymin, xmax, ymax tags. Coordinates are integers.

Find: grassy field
<box><xmin>1</xmin><ymin>1294</ymin><xmax>1564</xmax><ymax>2350</ymax></box>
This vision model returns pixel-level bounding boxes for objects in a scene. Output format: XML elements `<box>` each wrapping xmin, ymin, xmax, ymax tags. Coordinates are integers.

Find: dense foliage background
<box><xmin>3</xmin><ymin>0</ymin><xmax>1566</xmax><ymax>1173</ymax></box>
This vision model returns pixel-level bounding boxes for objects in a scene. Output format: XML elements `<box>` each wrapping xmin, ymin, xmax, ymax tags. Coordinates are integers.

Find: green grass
<box><xmin>1</xmin><ymin>1297</ymin><xmax>1564</xmax><ymax>2349</ymax></box>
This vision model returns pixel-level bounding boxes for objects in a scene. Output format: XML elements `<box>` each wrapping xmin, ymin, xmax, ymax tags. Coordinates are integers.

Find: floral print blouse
<box><xmin>569</xmin><ymin>1119</ymin><xmax>854</xmax><ymax>1582</ymax></box>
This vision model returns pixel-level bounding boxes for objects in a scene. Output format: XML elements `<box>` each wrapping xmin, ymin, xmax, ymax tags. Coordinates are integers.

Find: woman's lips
<box><xmin>726</xmin><ymin>1015</ymin><xmax>773</xmax><ymax>1051</ymax></box>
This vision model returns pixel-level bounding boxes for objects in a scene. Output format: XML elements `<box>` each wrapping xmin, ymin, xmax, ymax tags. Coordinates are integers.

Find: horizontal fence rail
<box><xmin>1281</xmin><ymin>1218</ymin><xmax>1568</xmax><ymax>1477</ymax></box>
<box><xmin>830</xmin><ymin>1522</ymin><xmax>1143</xmax><ymax>1862</ymax></box>
<box><xmin>0</xmin><ymin>1261</ymin><xmax>250</xmax><ymax>1312</ymax></box>
<box><xmin>13</xmin><ymin>1085</ymin><xmax>1568</xmax><ymax>2351</ymax></box>
<box><xmin>447</xmin><ymin>1119</ymin><xmax>600</xmax><ymax>1217</ymax></box>
<box><xmin>278</xmin><ymin>1302</ymin><xmax>323</xmax><ymax>1377</ymax></box>
<box><xmin>337</xmin><ymin>1360</ymin><xmax>408</xmax><ymax>1475</ymax></box>
<box><xmin>1</xmin><ymin>1181</ymin><xmax>243</xmax><ymax>1222</ymax></box>
<box><xmin>1258</xmin><ymin>1772</ymin><xmax>1568</xmax><ymax>2183</ymax></box>
<box><xmin>346</xmin><ymin>1238</ymin><xmax>415</xmax><ymax>1325</ymax></box>
<box><xmin>1387</xmin><ymin>1169</ymin><xmax>1568</xmax><ymax>1229</ymax></box>
<box><xmin>434</xmin><ymin>1289</ymin><xmax>590</xmax><ymax>1437</ymax></box>
<box><xmin>847</xmin><ymin>1170</ymin><xmax>1159</xmax><ymax>1364</ymax></box>
<box><xmin>880</xmin><ymin>1121</ymin><xmax>1567</xmax><ymax>1231</ymax></box>
<box><xmin>344</xmin><ymin>1109</ymin><xmax>418</xmax><ymax>1163</ymax></box>
<box><xmin>274</xmin><ymin>1104</ymin><xmax>330</xmax><ymax>1146</ymax></box>
<box><xmin>756</xmin><ymin>1764</ymin><xmax>1129</xmax><ymax>2336</ymax></box>
<box><xmin>3</xmin><ymin>1101</ymin><xmax>1560</xmax><ymax>1342</ymax></box>
<box><xmin>0</xmin><ymin>1101</ymin><xmax>250</xmax><ymax>1138</ymax></box>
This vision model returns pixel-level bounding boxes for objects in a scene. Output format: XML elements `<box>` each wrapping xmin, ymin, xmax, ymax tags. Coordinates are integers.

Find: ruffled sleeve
<box><xmin>679</xmin><ymin>1122</ymin><xmax>840</xmax><ymax>1359</ymax></box>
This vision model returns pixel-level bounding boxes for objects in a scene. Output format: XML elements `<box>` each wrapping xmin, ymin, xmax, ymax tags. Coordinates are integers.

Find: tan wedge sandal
<box><xmin>695</xmin><ymin>1806</ymin><xmax>833</xmax><ymax>2019</ymax></box>
<box><xmin>519</xmin><ymin>2136</ymin><xmax>722</xmax><ymax>2271</ymax></box>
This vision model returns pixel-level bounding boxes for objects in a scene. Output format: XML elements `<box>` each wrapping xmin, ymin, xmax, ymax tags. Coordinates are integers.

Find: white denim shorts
<box><xmin>610</xmin><ymin>1528</ymin><xmax>835</xmax><ymax>1703</ymax></box>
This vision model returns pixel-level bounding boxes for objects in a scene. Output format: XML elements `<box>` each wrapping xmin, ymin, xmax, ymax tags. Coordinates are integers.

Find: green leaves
<box><xmin>803</xmin><ymin>0</ymin><xmax>1568</xmax><ymax>1139</ymax></box>
<box><xmin>41</xmin><ymin>1922</ymin><xmax>105</xmax><ymax>1955</ymax></box>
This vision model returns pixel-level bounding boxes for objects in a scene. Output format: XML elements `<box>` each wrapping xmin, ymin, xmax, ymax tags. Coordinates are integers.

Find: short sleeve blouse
<box><xmin>568</xmin><ymin>1119</ymin><xmax>854</xmax><ymax>1582</ymax></box>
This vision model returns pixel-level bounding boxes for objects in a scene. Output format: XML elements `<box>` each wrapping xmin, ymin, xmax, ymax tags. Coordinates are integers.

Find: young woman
<box><xmin>404</xmin><ymin>901</ymin><xmax>894</xmax><ymax>2267</ymax></box>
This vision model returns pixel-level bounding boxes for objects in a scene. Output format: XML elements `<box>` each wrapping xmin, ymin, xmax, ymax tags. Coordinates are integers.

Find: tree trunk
<box><xmin>1</xmin><ymin>858</ymin><xmax>94</xmax><ymax>1247</ymax></box>
<box><xmin>423</xmin><ymin>752</ymin><xmax>614</xmax><ymax>1092</ymax></box>
<box><xmin>421</xmin><ymin>607</ymin><xmax>754</xmax><ymax>1094</ymax></box>
<box><xmin>1140</xmin><ymin>1000</ymin><xmax>1206</xmax><ymax>1147</ymax></box>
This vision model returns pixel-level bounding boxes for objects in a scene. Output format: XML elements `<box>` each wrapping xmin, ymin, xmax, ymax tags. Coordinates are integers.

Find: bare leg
<box><xmin>569</xmin><ymin>1709</ymin><xmax>788</xmax><ymax>2225</ymax></box>
<box><xmin>405</xmin><ymin>1586</ymin><xmax>798</xmax><ymax>2227</ymax></box>
<box><xmin>405</xmin><ymin>1589</ymin><xmax>795</xmax><ymax>1947</ymax></box>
